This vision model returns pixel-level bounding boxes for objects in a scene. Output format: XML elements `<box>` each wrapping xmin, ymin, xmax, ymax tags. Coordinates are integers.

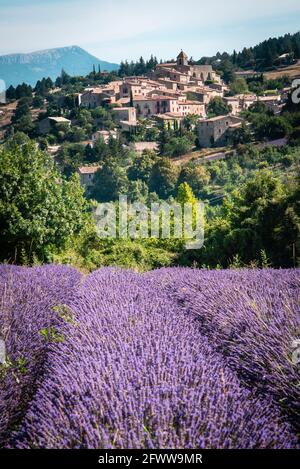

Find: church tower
<box><xmin>177</xmin><ymin>50</ymin><xmax>189</xmax><ymax>67</ymax></box>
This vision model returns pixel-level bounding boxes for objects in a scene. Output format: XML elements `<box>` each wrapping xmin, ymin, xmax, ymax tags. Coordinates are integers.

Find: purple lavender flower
<box><xmin>0</xmin><ymin>265</ymin><xmax>299</xmax><ymax>448</ymax></box>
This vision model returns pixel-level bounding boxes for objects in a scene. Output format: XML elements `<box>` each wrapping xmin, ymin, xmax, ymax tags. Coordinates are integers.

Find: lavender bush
<box><xmin>0</xmin><ymin>265</ymin><xmax>299</xmax><ymax>448</ymax></box>
<box><xmin>146</xmin><ymin>268</ymin><xmax>300</xmax><ymax>429</ymax></box>
<box><xmin>0</xmin><ymin>264</ymin><xmax>82</xmax><ymax>446</ymax></box>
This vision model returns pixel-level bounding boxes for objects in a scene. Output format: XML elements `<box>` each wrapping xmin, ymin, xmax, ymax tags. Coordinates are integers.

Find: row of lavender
<box><xmin>0</xmin><ymin>265</ymin><xmax>299</xmax><ymax>448</ymax></box>
<box><xmin>146</xmin><ymin>268</ymin><xmax>300</xmax><ymax>430</ymax></box>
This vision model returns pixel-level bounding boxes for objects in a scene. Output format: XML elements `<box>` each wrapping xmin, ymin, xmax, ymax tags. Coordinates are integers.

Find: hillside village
<box><xmin>1</xmin><ymin>0</ymin><xmax>300</xmax><ymax>455</ymax></box>
<box><xmin>0</xmin><ymin>48</ymin><xmax>298</xmax><ymax>195</ymax></box>
<box><xmin>76</xmin><ymin>51</ymin><xmax>290</xmax><ymax>188</ymax></box>
<box><xmin>0</xmin><ymin>32</ymin><xmax>299</xmax><ymax>272</ymax></box>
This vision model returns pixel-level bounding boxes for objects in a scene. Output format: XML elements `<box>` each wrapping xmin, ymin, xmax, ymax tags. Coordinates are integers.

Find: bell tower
<box><xmin>177</xmin><ymin>50</ymin><xmax>189</xmax><ymax>68</ymax></box>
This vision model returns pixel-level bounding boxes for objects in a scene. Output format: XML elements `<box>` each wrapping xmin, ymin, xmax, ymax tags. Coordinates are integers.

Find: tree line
<box><xmin>198</xmin><ymin>32</ymin><xmax>300</xmax><ymax>71</ymax></box>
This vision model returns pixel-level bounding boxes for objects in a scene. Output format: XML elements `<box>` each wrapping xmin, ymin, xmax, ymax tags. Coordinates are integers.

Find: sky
<box><xmin>1</xmin><ymin>0</ymin><xmax>300</xmax><ymax>63</ymax></box>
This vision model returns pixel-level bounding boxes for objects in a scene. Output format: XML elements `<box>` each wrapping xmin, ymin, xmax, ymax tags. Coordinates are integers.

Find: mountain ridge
<box><xmin>0</xmin><ymin>45</ymin><xmax>119</xmax><ymax>88</ymax></box>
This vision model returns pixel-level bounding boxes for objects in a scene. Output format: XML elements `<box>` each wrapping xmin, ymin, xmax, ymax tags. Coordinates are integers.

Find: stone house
<box><xmin>258</xmin><ymin>95</ymin><xmax>282</xmax><ymax>113</ymax></box>
<box><xmin>153</xmin><ymin>51</ymin><xmax>221</xmax><ymax>84</ymax></box>
<box><xmin>78</xmin><ymin>165</ymin><xmax>101</xmax><ymax>190</ymax></box>
<box><xmin>177</xmin><ymin>100</ymin><xmax>205</xmax><ymax>117</ymax></box>
<box><xmin>38</xmin><ymin>116</ymin><xmax>71</xmax><ymax>134</ymax></box>
<box><xmin>133</xmin><ymin>96</ymin><xmax>179</xmax><ymax>118</ymax></box>
<box><xmin>112</xmin><ymin>107</ymin><xmax>137</xmax><ymax>123</ymax></box>
<box><xmin>91</xmin><ymin>130</ymin><xmax>118</xmax><ymax>145</ymax></box>
<box><xmin>198</xmin><ymin>115</ymin><xmax>244</xmax><ymax>148</ymax></box>
<box><xmin>224</xmin><ymin>97</ymin><xmax>241</xmax><ymax>116</ymax></box>
<box><xmin>155</xmin><ymin>113</ymin><xmax>184</xmax><ymax>130</ymax></box>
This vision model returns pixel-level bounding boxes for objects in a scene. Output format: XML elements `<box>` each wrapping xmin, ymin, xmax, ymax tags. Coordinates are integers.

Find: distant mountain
<box><xmin>0</xmin><ymin>46</ymin><xmax>119</xmax><ymax>88</ymax></box>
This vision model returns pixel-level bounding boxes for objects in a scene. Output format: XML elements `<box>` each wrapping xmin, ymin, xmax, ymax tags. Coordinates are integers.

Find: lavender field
<box><xmin>0</xmin><ymin>265</ymin><xmax>299</xmax><ymax>449</ymax></box>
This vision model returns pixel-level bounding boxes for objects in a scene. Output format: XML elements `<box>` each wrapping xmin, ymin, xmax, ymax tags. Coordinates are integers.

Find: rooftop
<box><xmin>78</xmin><ymin>165</ymin><xmax>101</xmax><ymax>175</ymax></box>
<box><xmin>48</xmin><ymin>117</ymin><xmax>71</xmax><ymax>123</ymax></box>
<box><xmin>199</xmin><ymin>115</ymin><xmax>230</xmax><ymax>123</ymax></box>
<box><xmin>177</xmin><ymin>100</ymin><xmax>203</xmax><ymax>105</ymax></box>
<box><xmin>132</xmin><ymin>142</ymin><xmax>159</xmax><ymax>152</ymax></box>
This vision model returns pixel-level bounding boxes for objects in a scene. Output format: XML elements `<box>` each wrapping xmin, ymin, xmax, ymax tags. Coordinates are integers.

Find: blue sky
<box><xmin>1</xmin><ymin>0</ymin><xmax>300</xmax><ymax>62</ymax></box>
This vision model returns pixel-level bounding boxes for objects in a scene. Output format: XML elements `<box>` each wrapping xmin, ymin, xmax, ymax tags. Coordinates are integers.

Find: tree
<box><xmin>183</xmin><ymin>114</ymin><xmax>199</xmax><ymax>131</ymax></box>
<box><xmin>57</xmin><ymin>143</ymin><xmax>86</xmax><ymax>176</ymax></box>
<box><xmin>177</xmin><ymin>182</ymin><xmax>197</xmax><ymax>205</ymax></box>
<box><xmin>128</xmin><ymin>150</ymin><xmax>158</xmax><ymax>183</ymax></box>
<box><xmin>220</xmin><ymin>60</ymin><xmax>235</xmax><ymax>84</ymax></box>
<box><xmin>192</xmin><ymin>169</ymin><xmax>299</xmax><ymax>268</ymax></box>
<box><xmin>0</xmin><ymin>136</ymin><xmax>88</xmax><ymax>262</ymax></box>
<box><xmin>178</xmin><ymin>165</ymin><xmax>210</xmax><ymax>197</ymax></box>
<box><xmin>207</xmin><ymin>97</ymin><xmax>231</xmax><ymax>118</ymax></box>
<box><xmin>12</xmin><ymin>102</ymin><xmax>31</xmax><ymax>123</ymax></box>
<box><xmin>128</xmin><ymin>180</ymin><xmax>149</xmax><ymax>203</ymax></box>
<box><xmin>251</xmin><ymin>115</ymin><xmax>291</xmax><ymax>140</ymax></box>
<box><xmin>149</xmin><ymin>158</ymin><xmax>179</xmax><ymax>199</ymax></box>
<box><xmin>32</xmin><ymin>96</ymin><xmax>44</xmax><ymax>108</ymax></box>
<box><xmin>229</xmin><ymin>123</ymin><xmax>253</xmax><ymax>146</ymax></box>
<box><xmin>163</xmin><ymin>136</ymin><xmax>194</xmax><ymax>158</ymax></box>
<box><xmin>6</xmin><ymin>85</ymin><xmax>16</xmax><ymax>101</ymax></box>
<box><xmin>229</xmin><ymin>78</ymin><xmax>248</xmax><ymax>95</ymax></box>
<box><xmin>56</xmin><ymin>69</ymin><xmax>71</xmax><ymax>87</ymax></box>
<box><xmin>91</xmin><ymin>160</ymin><xmax>128</xmax><ymax>202</ymax></box>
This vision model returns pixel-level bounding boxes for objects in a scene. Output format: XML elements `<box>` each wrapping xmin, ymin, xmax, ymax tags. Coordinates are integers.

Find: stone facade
<box><xmin>198</xmin><ymin>115</ymin><xmax>244</xmax><ymax>148</ymax></box>
<box><xmin>38</xmin><ymin>117</ymin><xmax>71</xmax><ymax>135</ymax></box>
<box><xmin>78</xmin><ymin>165</ymin><xmax>101</xmax><ymax>190</ymax></box>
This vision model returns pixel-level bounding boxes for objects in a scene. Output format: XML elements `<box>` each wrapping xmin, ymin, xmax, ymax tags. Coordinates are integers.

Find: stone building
<box><xmin>91</xmin><ymin>130</ymin><xmax>118</xmax><ymax>145</ymax></box>
<box><xmin>78</xmin><ymin>165</ymin><xmax>101</xmax><ymax>190</ymax></box>
<box><xmin>112</xmin><ymin>106</ymin><xmax>136</xmax><ymax>123</ymax></box>
<box><xmin>198</xmin><ymin>115</ymin><xmax>243</xmax><ymax>148</ymax></box>
<box><xmin>38</xmin><ymin>116</ymin><xmax>71</xmax><ymax>135</ymax></box>
<box><xmin>152</xmin><ymin>51</ymin><xmax>221</xmax><ymax>84</ymax></box>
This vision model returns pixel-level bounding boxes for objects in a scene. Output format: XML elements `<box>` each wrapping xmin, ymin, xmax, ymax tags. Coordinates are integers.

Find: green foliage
<box><xmin>0</xmin><ymin>354</ymin><xmax>28</xmax><ymax>383</ymax></box>
<box><xmin>178</xmin><ymin>164</ymin><xmax>210</xmax><ymax>198</ymax></box>
<box><xmin>207</xmin><ymin>97</ymin><xmax>232</xmax><ymax>118</ymax></box>
<box><xmin>197</xmin><ymin>31</ymin><xmax>300</xmax><ymax>72</ymax></box>
<box><xmin>90</xmin><ymin>160</ymin><xmax>128</xmax><ymax>202</ymax></box>
<box><xmin>119</xmin><ymin>55</ymin><xmax>158</xmax><ymax>77</ymax></box>
<box><xmin>0</xmin><ymin>135</ymin><xmax>89</xmax><ymax>263</ymax></box>
<box><xmin>128</xmin><ymin>150</ymin><xmax>158</xmax><ymax>184</ymax></box>
<box><xmin>39</xmin><ymin>327</ymin><xmax>65</xmax><ymax>343</ymax></box>
<box><xmin>176</xmin><ymin>182</ymin><xmax>197</xmax><ymax>205</ymax></box>
<box><xmin>163</xmin><ymin>136</ymin><xmax>194</xmax><ymax>158</ymax></box>
<box><xmin>204</xmin><ymin>170</ymin><xmax>299</xmax><ymax>267</ymax></box>
<box><xmin>149</xmin><ymin>158</ymin><xmax>179</xmax><ymax>199</ymax></box>
<box><xmin>53</xmin><ymin>304</ymin><xmax>77</xmax><ymax>325</ymax></box>
<box><xmin>57</xmin><ymin>143</ymin><xmax>86</xmax><ymax>176</ymax></box>
<box><xmin>229</xmin><ymin>78</ymin><xmax>249</xmax><ymax>95</ymax></box>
